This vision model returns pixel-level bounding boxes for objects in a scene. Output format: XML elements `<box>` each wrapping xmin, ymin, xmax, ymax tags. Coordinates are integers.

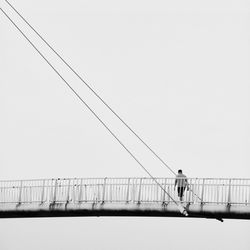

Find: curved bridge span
<box><xmin>0</xmin><ymin>178</ymin><xmax>250</xmax><ymax>220</ymax></box>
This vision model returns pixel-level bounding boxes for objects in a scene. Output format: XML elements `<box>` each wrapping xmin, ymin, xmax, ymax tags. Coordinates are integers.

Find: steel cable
<box><xmin>4</xmin><ymin>0</ymin><xmax>177</xmax><ymax>176</ymax></box>
<box><xmin>0</xmin><ymin>8</ymin><xmax>188</xmax><ymax>213</ymax></box>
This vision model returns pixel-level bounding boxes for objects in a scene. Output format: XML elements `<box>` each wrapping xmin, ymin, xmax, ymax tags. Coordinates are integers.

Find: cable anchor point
<box><xmin>177</xmin><ymin>204</ymin><xmax>189</xmax><ymax>216</ymax></box>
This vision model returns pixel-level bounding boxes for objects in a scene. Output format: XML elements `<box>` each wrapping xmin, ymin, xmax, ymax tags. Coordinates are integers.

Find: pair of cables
<box><xmin>0</xmin><ymin>1</ymin><xmax>188</xmax><ymax>215</ymax></box>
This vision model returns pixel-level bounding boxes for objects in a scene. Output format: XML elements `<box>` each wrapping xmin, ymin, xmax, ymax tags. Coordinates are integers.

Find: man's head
<box><xmin>178</xmin><ymin>169</ymin><xmax>182</xmax><ymax>174</ymax></box>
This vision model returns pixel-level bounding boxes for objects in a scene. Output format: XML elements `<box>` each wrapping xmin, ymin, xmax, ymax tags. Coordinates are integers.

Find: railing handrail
<box><xmin>0</xmin><ymin>177</ymin><xmax>250</xmax><ymax>182</ymax></box>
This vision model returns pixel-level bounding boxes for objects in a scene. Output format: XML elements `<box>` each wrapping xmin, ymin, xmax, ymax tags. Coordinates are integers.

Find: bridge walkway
<box><xmin>0</xmin><ymin>178</ymin><xmax>249</xmax><ymax>220</ymax></box>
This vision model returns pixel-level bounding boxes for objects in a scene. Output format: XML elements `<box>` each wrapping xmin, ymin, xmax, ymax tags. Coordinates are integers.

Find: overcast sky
<box><xmin>0</xmin><ymin>0</ymin><xmax>250</xmax><ymax>249</ymax></box>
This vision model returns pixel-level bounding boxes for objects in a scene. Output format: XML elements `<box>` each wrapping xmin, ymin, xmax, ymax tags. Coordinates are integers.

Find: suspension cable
<box><xmin>0</xmin><ymin>8</ymin><xmax>188</xmax><ymax>215</ymax></box>
<box><xmin>4</xmin><ymin>0</ymin><xmax>176</xmax><ymax>176</ymax></box>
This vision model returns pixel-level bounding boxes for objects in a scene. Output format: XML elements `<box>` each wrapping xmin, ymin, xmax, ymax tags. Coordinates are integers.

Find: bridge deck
<box><xmin>0</xmin><ymin>178</ymin><xmax>250</xmax><ymax>220</ymax></box>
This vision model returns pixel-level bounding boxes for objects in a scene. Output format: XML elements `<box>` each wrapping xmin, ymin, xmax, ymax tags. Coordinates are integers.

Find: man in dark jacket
<box><xmin>174</xmin><ymin>169</ymin><xmax>189</xmax><ymax>201</ymax></box>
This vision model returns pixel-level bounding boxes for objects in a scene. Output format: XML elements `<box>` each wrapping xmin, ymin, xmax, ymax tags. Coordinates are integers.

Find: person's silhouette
<box><xmin>174</xmin><ymin>169</ymin><xmax>189</xmax><ymax>202</ymax></box>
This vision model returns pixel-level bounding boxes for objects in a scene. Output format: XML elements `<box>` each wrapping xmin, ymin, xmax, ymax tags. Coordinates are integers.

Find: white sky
<box><xmin>0</xmin><ymin>0</ymin><xmax>250</xmax><ymax>249</ymax></box>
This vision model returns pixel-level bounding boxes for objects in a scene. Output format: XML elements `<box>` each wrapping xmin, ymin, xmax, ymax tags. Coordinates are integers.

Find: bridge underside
<box><xmin>1</xmin><ymin>203</ymin><xmax>250</xmax><ymax>220</ymax></box>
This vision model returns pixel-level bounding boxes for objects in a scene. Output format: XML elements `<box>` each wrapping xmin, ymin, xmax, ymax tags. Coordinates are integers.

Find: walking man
<box><xmin>174</xmin><ymin>169</ymin><xmax>189</xmax><ymax>201</ymax></box>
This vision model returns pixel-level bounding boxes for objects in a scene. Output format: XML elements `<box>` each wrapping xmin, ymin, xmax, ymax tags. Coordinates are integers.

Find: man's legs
<box><xmin>178</xmin><ymin>187</ymin><xmax>184</xmax><ymax>202</ymax></box>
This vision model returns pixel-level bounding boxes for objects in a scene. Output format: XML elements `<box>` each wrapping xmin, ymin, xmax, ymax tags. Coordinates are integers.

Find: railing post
<box><xmin>84</xmin><ymin>184</ymin><xmax>87</xmax><ymax>202</ymax></box>
<box><xmin>66</xmin><ymin>179</ymin><xmax>71</xmax><ymax>203</ymax></box>
<box><xmin>201</xmin><ymin>179</ymin><xmax>205</xmax><ymax>204</ymax></box>
<box><xmin>217</xmin><ymin>181</ymin><xmax>219</xmax><ymax>204</ymax></box>
<box><xmin>227</xmin><ymin>179</ymin><xmax>231</xmax><ymax>206</ymax></box>
<box><xmin>18</xmin><ymin>180</ymin><xmax>23</xmax><ymax>204</ymax></box>
<box><xmin>162</xmin><ymin>178</ymin><xmax>167</xmax><ymax>204</ymax></box>
<box><xmin>126</xmin><ymin>178</ymin><xmax>130</xmax><ymax>203</ymax></box>
<box><xmin>137</xmin><ymin>178</ymin><xmax>142</xmax><ymax>204</ymax></box>
<box><xmin>110</xmin><ymin>182</ymin><xmax>112</xmax><ymax>202</ymax></box>
<box><xmin>167</xmin><ymin>186</ymin><xmax>170</xmax><ymax>203</ymax></box>
<box><xmin>97</xmin><ymin>182</ymin><xmax>100</xmax><ymax>202</ymax></box>
<box><xmin>187</xmin><ymin>179</ymin><xmax>192</xmax><ymax>204</ymax></box>
<box><xmin>102</xmin><ymin>178</ymin><xmax>107</xmax><ymax>203</ymax></box>
<box><xmin>41</xmin><ymin>179</ymin><xmax>45</xmax><ymax>204</ymax></box>
<box><xmin>29</xmin><ymin>186</ymin><xmax>32</xmax><ymax>203</ymax></box>
<box><xmin>53</xmin><ymin>179</ymin><xmax>58</xmax><ymax>203</ymax></box>
<box><xmin>78</xmin><ymin>179</ymin><xmax>83</xmax><ymax>202</ymax></box>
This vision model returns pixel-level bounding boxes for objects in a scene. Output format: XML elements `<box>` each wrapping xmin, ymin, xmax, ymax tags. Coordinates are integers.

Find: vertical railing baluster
<box><xmin>72</xmin><ymin>179</ymin><xmax>76</xmax><ymax>203</ymax></box>
<box><xmin>201</xmin><ymin>179</ymin><xmax>205</xmax><ymax>204</ymax></box>
<box><xmin>248</xmin><ymin>180</ymin><xmax>250</xmax><ymax>204</ymax></box>
<box><xmin>78</xmin><ymin>179</ymin><xmax>83</xmax><ymax>202</ymax></box>
<box><xmin>193</xmin><ymin>178</ymin><xmax>196</xmax><ymax>202</ymax></box>
<box><xmin>188</xmin><ymin>179</ymin><xmax>192</xmax><ymax>204</ymax></box>
<box><xmin>53</xmin><ymin>179</ymin><xmax>58</xmax><ymax>203</ymax></box>
<box><xmin>49</xmin><ymin>179</ymin><xmax>53</xmax><ymax>203</ymax></box>
<box><xmin>84</xmin><ymin>184</ymin><xmax>87</xmax><ymax>202</ymax></box>
<box><xmin>66</xmin><ymin>179</ymin><xmax>71</xmax><ymax>203</ymax></box>
<box><xmin>18</xmin><ymin>180</ymin><xmax>23</xmax><ymax>204</ymax></box>
<box><xmin>102</xmin><ymin>178</ymin><xmax>106</xmax><ymax>203</ymax></box>
<box><xmin>110</xmin><ymin>181</ymin><xmax>112</xmax><ymax>202</ymax></box>
<box><xmin>162</xmin><ymin>178</ymin><xmax>167</xmax><ymax>204</ymax></box>
<box><xmin>41</xmin><ymin>179</ymin><xmax>45</xmax><ymax>204</ymax></box>
<box><xmin>138</xmin><ymin>178</ymin><xmax>142</xmax><ymax>204</ymax></box>
<box><xmin>126</xmin><ymin>178</ymin><xmax>130</xmax><ymax>203</ymax></box>
<box><xmin>167</xmin><ymin>186</ymin><xmax>170</xmax><ymax>203</ymax></box>
<box><xmin>217</xmin><ymin>181</ymin><xmax>219</xmax><ymax>204</ymax></box>
<box><xmin>227</xmin><ymin>179</ymin><xmax>231</xmax><ymax>206</ymax></box>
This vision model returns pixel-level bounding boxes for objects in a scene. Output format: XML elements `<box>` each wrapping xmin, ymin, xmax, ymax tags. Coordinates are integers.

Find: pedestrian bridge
<box><xmin>0</xmin><ymin>178</ymin><xmax>249</xmax><ymax>220</ymax></box>
<box><xmin>1</xmin><ymin>3</ymin><xmax>250</xmax><ymax>222</ymax></box>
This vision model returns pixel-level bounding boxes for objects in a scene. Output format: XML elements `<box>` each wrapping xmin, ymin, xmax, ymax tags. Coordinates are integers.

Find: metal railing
<box><xmin>0</xmin><ymin>178</ymin><xmax>249</xmax><ymax>205</ymax></box>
